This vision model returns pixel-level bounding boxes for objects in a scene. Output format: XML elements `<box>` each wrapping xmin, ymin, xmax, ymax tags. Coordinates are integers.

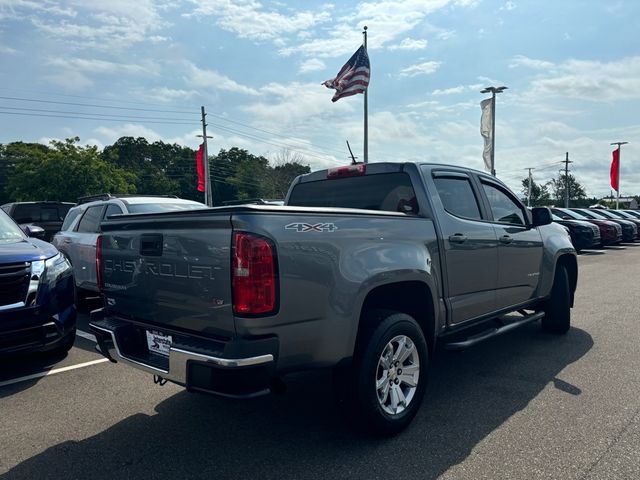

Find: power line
<box><xmin>0</xmin><ymin>106</ymin><xmax>198</xmax><ymax>122</ymax></box>
<box><xmin>0</xmin><ymin>110</ymin><xmax>199</xmax><ymax>125</ymax></box>
<box><xmin>0</xmin><ymin>96</ymin><xmax>199</xmax><ymax>115</ymax></box>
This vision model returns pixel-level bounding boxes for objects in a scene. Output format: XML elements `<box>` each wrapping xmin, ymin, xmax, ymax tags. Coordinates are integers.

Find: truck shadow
<box><xmin>3</xmin><ymin>324</ymin><xmax>593</xmax><ymax>479</ymax></box>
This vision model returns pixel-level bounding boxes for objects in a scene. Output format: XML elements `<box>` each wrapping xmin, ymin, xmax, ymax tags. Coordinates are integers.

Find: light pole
<box><xmin>610</xmin><ymin>141</ymin><xmax>628</xmax><ymax>210</ymax></box>
<box><xmin>481</xmin><ymin>86</ymin><xmax>507</xmax><ymax>176</ymax></box>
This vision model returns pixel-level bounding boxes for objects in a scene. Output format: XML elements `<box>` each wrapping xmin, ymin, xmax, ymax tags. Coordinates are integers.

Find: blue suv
<box><xmin>0</xmin><ymin>209</ymin><xmax>76</xmax><ymax>355</ymax></box>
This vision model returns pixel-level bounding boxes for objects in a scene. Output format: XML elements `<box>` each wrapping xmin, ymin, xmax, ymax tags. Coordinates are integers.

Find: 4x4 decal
<box><xmin>285</xmin><ymin>222</ymin><xmax>338</xmax><ymax>232</ymax></box>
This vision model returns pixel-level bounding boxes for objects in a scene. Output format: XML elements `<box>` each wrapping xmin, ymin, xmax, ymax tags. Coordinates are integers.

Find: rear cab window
<box><xmin>287</xmin><ymin>172</ymin><xmax>418</xmax><ymax>214</ymax></box>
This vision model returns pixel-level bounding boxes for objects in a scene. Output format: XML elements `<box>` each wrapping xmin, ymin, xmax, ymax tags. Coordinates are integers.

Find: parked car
<box><xmin>550</xmin><ymin>207</ymin><xmax>621</xmax><ymax>246</ymax></box>
<box><xmin>622</xmin><ymin>210</ymin><xmax>640</xmax><ymax>219</ymax></box>
<box><xmin>551</xmin><ymin>213</ymin><xmax>600</xmax><ymax>251</ymax></box>
<box><xmin>90</xmin><ymin>162</ymin><xmax>577</xmax><ymax>435</ymax></box>
<box><xmin>572</xmin><ymin>208</ymin><xmax>637</xmax><ymax>242</ymax></box>
<box><xmin>53</xmin><ymin>194</ymin><xmax>207</xmax><ymax>303</ymax></box>
<box><xmin>0</xmin><ymin>209</ymin><xmax>76</xmax><ymax>355</ymax></box>
<box><xmin>604</xmin><ymin>209</ymin><xmax>640</xmax><ymax>230</ymax></box>
<box><xmin>1</xmin><ymin>201</ymin><xmax>75</xmax><ymax>242</ymax></box>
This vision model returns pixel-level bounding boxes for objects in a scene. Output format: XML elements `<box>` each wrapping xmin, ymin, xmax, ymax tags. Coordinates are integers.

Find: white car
<box><xmin>53</xmin><ymin>194</ymin><xmax>207</xmax><ymax>303</ymax></box>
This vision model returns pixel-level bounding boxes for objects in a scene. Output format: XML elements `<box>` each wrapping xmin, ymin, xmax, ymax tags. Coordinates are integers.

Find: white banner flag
<box><xmin>480</xmin><ymin>98</ymin><xmax>493</xmax><ymax>173</ymax></box>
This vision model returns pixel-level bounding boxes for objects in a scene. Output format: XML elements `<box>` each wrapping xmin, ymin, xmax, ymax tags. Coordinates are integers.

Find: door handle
<box><xmin>448</xmin><ymin>234</ymin><xmax>467</xmax><ymax>244</ymax></box>
<box><xmin>499</xmin><ymin>235</ymin><xmax>513</xmax><ymax>244</ymax></box>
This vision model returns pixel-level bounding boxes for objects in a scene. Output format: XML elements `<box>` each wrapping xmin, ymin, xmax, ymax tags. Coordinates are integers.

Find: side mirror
<box><xmin>531</xmin><ymin>207</ymin><xmax>552</xmax><ymax>227</ymax></box>
<box><xmin>21</xmin><ymin>224</ymin><xmax>46</xmax><ymax>239</ymax></box>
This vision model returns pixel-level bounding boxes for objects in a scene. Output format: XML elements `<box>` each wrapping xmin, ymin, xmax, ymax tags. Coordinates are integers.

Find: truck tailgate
<box><xmin>100</xmin><ymin>213</ymin><xmax>235</xmax><ymax>339</ymax></box>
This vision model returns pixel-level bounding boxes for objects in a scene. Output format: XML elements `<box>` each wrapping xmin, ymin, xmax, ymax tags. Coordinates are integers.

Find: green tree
<box><xmin>521</xmin><ymin>177</ymin><xmax>551</xmax><ymax>206</ymax></box>
<box><xmin>5</xmin><ymin>137</ymin><xmax>136</xmax><ymax>202</ymax></box>
<box><xmin>101</xmin><ymin>137</ymin><xmax>198</xmax><ymax>199</ymax></box>
<box><xmin>547</xmin><ymin>174</ymin><xmax>587</xmax><ymax>206</ymax></box>
<box><xmin>210</xmin><ymin>147</ymin><xmax>270</xmax><ymax>204</ymax></box>
<box><xmin>0</xmin><ymin>142</ymin><xmax>51</xmax><ymax>205</ymax></box>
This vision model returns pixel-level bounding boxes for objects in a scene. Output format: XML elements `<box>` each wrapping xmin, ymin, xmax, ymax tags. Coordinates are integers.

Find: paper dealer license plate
<box><xmin>146</xmin><ymin>330</ymin><xmax>172</xmax><ymax>356</ymax></box>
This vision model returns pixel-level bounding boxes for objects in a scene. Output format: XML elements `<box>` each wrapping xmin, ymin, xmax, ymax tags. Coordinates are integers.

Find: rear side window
<box><xmin>11</xmin><ymin>204</ymin><xmax>70</xmax><ymax>223</ymax></box>
<box><xmin>61</xmin><ymin>209</ymin><xmax>83</xmax><ymax>231</ymax></box>
<box><xmin>76</xmin><ymin>206</ymin><xmax>103</xmax><ymax>233</ymax></box>
<box><xmin>287</xmin><ymin>173</ymin><xmax>418</xmax><ymax>214</ymax></box>
<box><xmin>433</xmin><ymin>177</ymin><xmax>482</xmax><ymax>220</ymax></box>
<box><xmin>11</xmin><ymin>204</ymin><xmax>39</xmax><ymax>223</ymax></box>
<box><xmin>104</xmin><ymin>204</ymin><xmax>124</xmax><ymax>218</ymax></box>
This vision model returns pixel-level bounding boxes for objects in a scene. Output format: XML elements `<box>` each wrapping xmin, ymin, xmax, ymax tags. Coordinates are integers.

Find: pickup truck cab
<box><xmin>90</xmin><ymin>162</ymin><xmax>577</xmax><ymax>434</ymax></box>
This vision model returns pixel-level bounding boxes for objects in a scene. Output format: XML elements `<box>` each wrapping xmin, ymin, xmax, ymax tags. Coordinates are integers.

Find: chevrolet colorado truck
<box><xmin>90</xmin><ymin>162</ymin><xmax>577</xmax><ymax>434</ymax></box>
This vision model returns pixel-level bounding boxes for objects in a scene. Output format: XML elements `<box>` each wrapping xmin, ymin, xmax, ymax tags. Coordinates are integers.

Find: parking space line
<box><xmin>77</xmin><ymin>329</ymin><xmax>97</xmax><ymax>342</ymax></box>
<box><xmin>0</xmin><ymin>358</ymin><xmax>109</xmax><ymax>388</ymax></box>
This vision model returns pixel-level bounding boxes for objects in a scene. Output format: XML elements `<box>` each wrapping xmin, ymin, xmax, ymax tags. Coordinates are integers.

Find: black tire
<box><xmin>348</xmin><ymin>310</ymin><xmax>429</xmax><ymax>436</ymax></box>
<box><xmin>541</xmin><ymin>265</ymin><xmax>571</xmax><ymax>334</ymax></box>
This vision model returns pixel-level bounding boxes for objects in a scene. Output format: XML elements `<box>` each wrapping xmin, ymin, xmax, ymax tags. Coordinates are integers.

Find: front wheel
<box><xmin>541</xmin><ymin>265</ymin><xmax>571</xmax><ymax>334</ymax></box>
<box><xmin>351</xmin><ymin>311</ymin><xmax>429</xmax><ymax>436</ymax></box>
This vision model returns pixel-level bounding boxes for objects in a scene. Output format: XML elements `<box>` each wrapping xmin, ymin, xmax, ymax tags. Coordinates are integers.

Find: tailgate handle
<box><xmin>140</xmin><ymin>234</ymin><xmax>163</xmax><ymax>256</ymax></box>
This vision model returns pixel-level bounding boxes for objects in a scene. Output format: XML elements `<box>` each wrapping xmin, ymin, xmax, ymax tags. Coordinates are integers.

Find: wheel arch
<box><xmin>556</xmin><ymin>253</ymin><xmax>578</xmax><ymax>307</ymax></box>
<box><xmin>354</xmin><ymin>281</ymin><xmax>437</xmax><ymax>358</ymax></box>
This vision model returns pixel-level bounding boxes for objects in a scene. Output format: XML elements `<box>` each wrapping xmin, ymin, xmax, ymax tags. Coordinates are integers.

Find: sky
<box><xmin>1</xmin><ymin>0</ymin><xmax>639</xmax><ymax>199</ymax></box>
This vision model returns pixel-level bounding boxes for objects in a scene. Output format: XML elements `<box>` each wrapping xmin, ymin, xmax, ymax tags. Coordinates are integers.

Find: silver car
<box><xmin>53</xmin><ymin>194</ymin><xmax>207</xmax><ymax>302</ymax></box>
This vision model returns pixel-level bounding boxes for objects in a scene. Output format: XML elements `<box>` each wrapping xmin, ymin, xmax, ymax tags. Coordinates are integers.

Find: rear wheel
<box><xmin>348</xmin><ymin>311</ymin><xmax>429</xmax><ymax>436</ymax></box>
<box><xmin>541</xmin><ymin>265</ymin><xmax>571</xmax><ymax>334</ymax></box>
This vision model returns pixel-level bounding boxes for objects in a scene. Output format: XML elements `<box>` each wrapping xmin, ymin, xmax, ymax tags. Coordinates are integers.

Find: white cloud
<box><xmin>509</xmin><ymin>55</ymin><xmax>554</xmax><ymax>70</ymax></box>
<box><xmin>0</xmin><ymin>44</ymin><xmax>17</xmax><ymax>54</ymax></box>
<box><xmin>184</xmin><ymin>62</ymin><xmax>260</xmax><ymax>96</ymax></box>
<box><xmin>299</xmin><ymin>58</ymin><xmax>326</xmax><ymax>74</ymax></box>
<box><xmin>527</xmin><ymin>56</ymin><xmax>640</xmax><ymax>102</ymax></box>
<box><xmin>281</xmin><ymin>0</ymin><xmax>475</xmax><ymax>58</ymax></box>
<box><xmin>500</xmin><ymin>1</ymin><xmax>516</xmax><ymax>11</ymax></box>
<box><xmin>398</xmin><ymin>61</ymin><xmax>441</xmax><ymax>78</ymax></box>
<box><xmin>46</xmin><ymin>70</ymin><xmax>93</xmax><ymax>90</ymax></box>
<box><xmin>432</xmin><ymin>85</ymin><xmax>465</xmax><ymax>95</ymax></box>
<box><xmin>388</xmin><ymin>38</ymin><xmax>428</xmax><ymax>51</ymax></box>
<box><xmin>184</xmin><ymin>0</ymin><xmax>331</xmax><ymax>41</ymax></box>
<box><xmin>21</xmin><ymin>0</ymin><xmax>167</xmax><ymax>51</ymax></box>
<box><xmin>144</xmin><ymin>87</ymin><xmax>200</xmax><ymax>103</ymax></box>
<box><xmin>47</xmin><ymin>57</ymin><xmax>152</xmax><ymax>75</ymax></box>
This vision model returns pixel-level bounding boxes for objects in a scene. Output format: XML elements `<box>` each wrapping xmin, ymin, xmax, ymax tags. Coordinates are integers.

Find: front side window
<box><xmin>61</xmin><ymin>209</ymin><xmax>82</xmax><ymax>231</ymax></box>
<box><xmin>482</xmin><ymin>183</ymin><xmax>525</xmax><ymax>226</ymax></box>
<box><xmin>76</xmin><ymin>206</ymin><xmax>103</xmax><ymax>233</ymax></box>
<box><xmin>433</xmin><ymin>177</ymin><xmax>482</xmax><ymax>220</ymax></box>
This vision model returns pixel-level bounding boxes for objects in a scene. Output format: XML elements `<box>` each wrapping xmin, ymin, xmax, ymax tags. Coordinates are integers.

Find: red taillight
<box><xmin>326</xmin><ymin>163</ymin><xmax>366</xmax><ymax>179</ymax></box>
<box><xmin>96</xmin><ymin>235</ymin><xmax>103</xmax><ymax>291</ymax></box>
<box><xmin>232</xmin><ymin>232</ymin><xmax>277</xmax><ymax>315</ymax></box>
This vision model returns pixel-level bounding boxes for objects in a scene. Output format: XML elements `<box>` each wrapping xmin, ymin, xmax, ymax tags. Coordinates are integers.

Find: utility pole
<box><xmin>480</xmin><ymin>85</ymin><xmax>508</xmax><ymax>176</ymax></box>
<box><xmin>526</xmin><ymin>167</ymin><xmax>535</xmax><ymax>207</ymax></box>
<box><xmin>562</xmin><ymin>152</ymin><xmax>572</xmax><ymax>208</ymax></box>
<box><xmin>610</xmin><ymin>141</ymin><xmax>628</xmax><ymax>210</ymax></box>
<box><xmin>197</xmin><ymin>106</ymin><xmax>214</xmax><ymax>207</ymax></box>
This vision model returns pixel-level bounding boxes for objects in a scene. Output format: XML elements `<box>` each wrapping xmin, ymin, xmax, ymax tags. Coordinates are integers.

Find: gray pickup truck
<box><xmin>90</xmin><ymin>162</ymin><xmax>577</xmax><ymax>434</ymax></box>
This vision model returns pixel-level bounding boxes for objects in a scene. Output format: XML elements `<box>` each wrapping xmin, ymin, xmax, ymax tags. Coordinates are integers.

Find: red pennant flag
<box><xmin>196</xmin><ymin>143</ymin><xmax>205</xmax><ymax>192</ymax></box>
<box><xmin>610</xmin><ymin>148</ymin><xmax>619</xmax><ymax>192</ymax></box>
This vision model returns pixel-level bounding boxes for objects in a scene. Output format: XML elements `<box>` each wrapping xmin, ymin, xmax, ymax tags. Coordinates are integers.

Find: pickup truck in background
<box><xmin>90</xmin><ymin>162</ymin><xmax>577</xmax><ymax>435</ymax></box>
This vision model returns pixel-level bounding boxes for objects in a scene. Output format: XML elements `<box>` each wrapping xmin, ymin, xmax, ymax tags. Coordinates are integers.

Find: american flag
<box><xmin>322</xmin><ymin>45</ymin><xmax>370</xmax><ymax>102</ymax></box>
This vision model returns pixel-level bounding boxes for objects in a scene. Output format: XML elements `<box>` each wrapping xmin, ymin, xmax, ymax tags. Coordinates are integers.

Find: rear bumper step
<box><xmin>444</xmin><ymin>311</ymin><xmax>545</xmax><ymax>351</ymax></box>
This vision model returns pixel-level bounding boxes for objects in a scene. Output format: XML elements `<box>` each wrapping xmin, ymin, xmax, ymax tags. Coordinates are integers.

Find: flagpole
<box><xmin>363</xmin><ymin>26</ymin><xmax>368</xmax><ymax>164</ymax></box>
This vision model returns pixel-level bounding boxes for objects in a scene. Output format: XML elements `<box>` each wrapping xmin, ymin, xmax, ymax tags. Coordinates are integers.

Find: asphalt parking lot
<box><xmin>1</xmin><ymin>245</ymin><xmax>640</xmax><ymax>479</ymax></box>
